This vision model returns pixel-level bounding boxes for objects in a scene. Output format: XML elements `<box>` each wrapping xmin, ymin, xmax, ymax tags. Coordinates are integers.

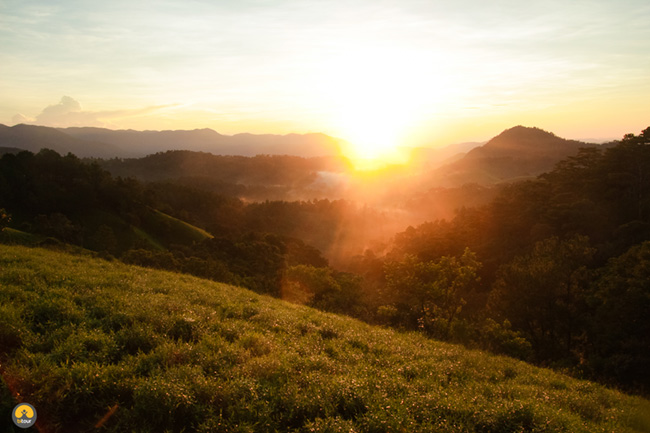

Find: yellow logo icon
<box><xmin>12</xmin><ymin>403</ymin><xmax>37</xmax><ymax>428</ymax></box>
<box><xmin>15</xmin><ymin>404</ymin><xmax>34</xmax><ymax>419</ymax></box>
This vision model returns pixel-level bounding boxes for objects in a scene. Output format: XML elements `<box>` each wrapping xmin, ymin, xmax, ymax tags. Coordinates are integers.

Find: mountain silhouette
<box><xmin>0</xmin><ymin>124</ymin><xmax>346</xmax><ymax>158</ymax></box>
<box><xmin>429</xmin><ymin>126</ymin><xmax>599</xmax><ymax>186</ymax></box>
<box><xmin>61</xmin><ymin>126</ymin><xmax>344</xmax><ymax>158</ymax></box>
<box><xmin>468</xmin><ymin>126</ymin><xmax>587</xmax><ymax>157</ymax></box>
<box><xmin>0</xmin><ymin>124</ymin><xmax>120</xmax><ymax>158</ymax></box>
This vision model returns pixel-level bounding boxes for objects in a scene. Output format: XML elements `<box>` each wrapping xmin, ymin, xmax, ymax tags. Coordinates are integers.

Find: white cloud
<box><xmin>14</xmin><ymin>96</ymin><xmax>178</xmax><ymax>129</ymax></box>
<box><xmin>34</xmin><ymin>96</ymin><xmax>89</xmax><ymax>126</ymax></box>
<box><xmin>12</xmin><ymin>113</ymin><xmax>36</xmax><ymax>124</ymax></box>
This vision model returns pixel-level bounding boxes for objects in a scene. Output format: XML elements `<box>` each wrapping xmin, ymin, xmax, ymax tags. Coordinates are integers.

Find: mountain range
<box><xmin>0</xmin><ymin>124</ymin><xmax>345</xmax><ymax>158</ymax></box>
<box><xmin>0</xmin><ymin>123</ymin><xmax>610</xmax><ymax>187</ymax></box>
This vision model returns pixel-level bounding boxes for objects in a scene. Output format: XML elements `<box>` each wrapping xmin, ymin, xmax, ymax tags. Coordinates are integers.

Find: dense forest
<box><xmin>1</xmin><ymin>127</ymin><xmax>649</xmax><ymax>394</ymax></box>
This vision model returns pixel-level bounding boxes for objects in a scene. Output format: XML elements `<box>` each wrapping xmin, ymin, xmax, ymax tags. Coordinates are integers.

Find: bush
<box><xmin>480</xmin><ymin>319</ymin><xmax>533</xmax><ymax>361</ymax></box>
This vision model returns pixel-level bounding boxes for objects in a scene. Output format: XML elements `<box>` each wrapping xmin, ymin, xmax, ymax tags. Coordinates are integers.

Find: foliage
<box><xmin>380</xmin><ymin>127</ymin><xmax>650</xmax><ymax>390</ymax></box>
<box><xmin>490</xmin><ymin>236</ymin><xmax>595</xmax><ymax>363</ymax></box>
<box><xmin>283</xmin><ymin>265</ymin><xmax>363</xmax><ymax>315</ymax></box>
<box><xmin>0</xmin><ymin>208</ymin><xmax>10</xmax><ymax>231</ymax></box>
<box><xmin>0</xmin><ymin>149</ymin><xmax>332</xmax><ymax>297</ymax></box>
<box><xmin>587</xmin><ymin>241</ymin><xmax>650</xmax><ymax>391</ymax></box>
<box><xmin>385</xmin><ymin>248</ymin><xmax>481</xmax><ymax>339</ymax></box>
<box><xmin>0</xmin><ymin>245</ymin><xmax>648</xmax><ymax>432</ymax></box>
<box><xmin>478</xmin><ymin>318</ymin><xmax>533</xmax><ymax>361</ymax></box>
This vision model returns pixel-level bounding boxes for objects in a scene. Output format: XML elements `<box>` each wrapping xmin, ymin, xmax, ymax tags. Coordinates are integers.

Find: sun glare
<box><xmin>319</xmin><ymin>45</ymin><xmax>437</xmax><ymax>170</ymax></box>
<box><xmin>339</xmin><ymin>105</ymin><xmax>412</xmax><ymax>169</ymax></box>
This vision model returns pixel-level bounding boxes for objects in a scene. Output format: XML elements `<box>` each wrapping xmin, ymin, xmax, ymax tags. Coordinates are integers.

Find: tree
<box><xmin>282</xmin><ymin>265</ymin><xmax>362</xmax><ymax>315</ymax></box>
<box><xmin>33</xmin><ymin>213</ymin><xmax>82</xmax><ymax>244</ymax></box>
<box><xmin>600</xmin><ymin>127</ymin><xmax>650</xmax><ymax>223</ymax></box>
<box><xmin>588</xmin><ymin>241</ymin><xmax>650</xmax><ymax>391</ymax></box>
<box><xmin>490</xmin><ymin>236</ymin><xmax>595</xmax><ymax>362</ymax></box>
<box><xmin>385</xmin><ymin>248</ymin><xmax>481</xmax><ymax>339</ymax></box>
<box><xmin>0</xmin><ymin>208</ymin><xmax>10</xmax><ymax>231</ymax></box>
<box><xmin>87</xmin><ymin>224</ymin><xmax>118</xmax><ymax>255</ymax></box>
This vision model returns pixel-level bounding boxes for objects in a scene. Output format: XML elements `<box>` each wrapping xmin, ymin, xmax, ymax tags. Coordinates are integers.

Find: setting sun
<box><xmin>317</xmin><ymin>45</ymin><xmax>438</xmax><ymax>168</ymax></box>
<box><xmin>339</xmin><ymin>107</ymin><xmax>412</xmax><ymax>169</ymax></box>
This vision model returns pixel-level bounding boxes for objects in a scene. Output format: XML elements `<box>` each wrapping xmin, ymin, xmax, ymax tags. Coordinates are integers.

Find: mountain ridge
<box><xmin>430</xmin><ymin>125</ymin><xmax>601</xmax><ymax>186</ymax></box>
<box><xmin>0</xmin><ymin>123</ymin><xmax>610</xmax><ymax>188</ymax></box>
<box><xmin>61</xmin><ymin>125</ymin><xmax>345</xmax><ymax>157</ymax></box>
<box><xmin>0</xmin><ymin>123</ymin><xmax>347</xmax><ymax>158</ymax></box>
<box><xmin>0</xmin><ymin>123</ymin><xmax>121</xmax><ymax>158</ymax></box>
<box><xmin>472</xmin><ymin>125</ymin><xmax>590</xmax><ymax>155</ymax></box>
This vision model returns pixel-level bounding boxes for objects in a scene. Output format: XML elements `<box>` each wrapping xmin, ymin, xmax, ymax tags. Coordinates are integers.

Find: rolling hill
<box><xmin>1</xmin><ymin>245</ymin><xmax>648</xmax><ymax>432</ymax></box>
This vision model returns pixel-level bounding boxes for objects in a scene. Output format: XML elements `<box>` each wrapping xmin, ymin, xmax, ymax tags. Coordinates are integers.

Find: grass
<box><xmin>0</xmin><ymin>244</ymin><xmax>648</xmax><ymax>432</ymax></box>
<box><xmin>151</xmin><ymin>209</ymin><xmax>213</xmax><ymax>243</ymax></box>
<box><xmin>139</xmin><ymin>209</ymin><xmax>213</xmax><ymax>249</ymax></box>
<box><xmin>0</xmin><ymin>228</ymin><xmax>41</xmax><ymax>245</ymax></box>
<box><xmin>82</xmin><ymin>208</ymin><xmax>212</xmax><ymax>252</ymax></box>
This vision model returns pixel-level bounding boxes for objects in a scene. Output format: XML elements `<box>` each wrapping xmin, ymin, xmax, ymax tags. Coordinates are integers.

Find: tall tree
<box><xmin>490</xmin><ymin>236</ymin><xmax>595</xmax><ymax>362</ymax></box>
<box><xmin>588</xmin><ymin>241</ymin><xmax>650</xmax><ymax>391</ymax></box>
<box><xmin>385</xmin><ymin>248</ymin><xmax>481</xmax><ymax>339</ymax></box>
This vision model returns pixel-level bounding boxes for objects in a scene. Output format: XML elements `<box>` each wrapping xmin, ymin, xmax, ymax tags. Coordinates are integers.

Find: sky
<box><xmin>1</xmin><ymin>0</ymin><xmax>649</xmax><ymax>158</ymax></box>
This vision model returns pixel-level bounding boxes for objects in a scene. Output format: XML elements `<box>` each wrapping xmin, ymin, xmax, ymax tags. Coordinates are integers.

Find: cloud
<box><xmin>12</xmin><ymin>113</ymin><xmax>36</xmax><ymax>124</ymax></box>
<box><xmin>34</xmin><ymin>96</ymin><xmax>88</xmax><ymax>126</ymax></box>
<box><xmin>14</xmin><ymin>96</ymin><xmax>178</xmax><ymax>128</ymax></box>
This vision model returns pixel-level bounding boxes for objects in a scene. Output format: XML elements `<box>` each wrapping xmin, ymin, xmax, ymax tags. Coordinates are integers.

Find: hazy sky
<box><xmin>1</xmin><ymin>0</ymin><xmax>649</xmax><ymax>151</ymax></box>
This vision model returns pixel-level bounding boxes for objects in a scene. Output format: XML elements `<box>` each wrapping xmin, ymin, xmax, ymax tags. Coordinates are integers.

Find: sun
<box><xmin>338</xmin><ymin>104</ymin><xmax>412</xmax><ymax>170</ymax></box>
<box><xmin>317</xmin><ymin>45</ymin><xmax>436</xmax><ymax>169</ymax></box>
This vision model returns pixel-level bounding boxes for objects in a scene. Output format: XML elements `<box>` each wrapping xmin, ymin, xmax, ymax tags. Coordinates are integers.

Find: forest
<box><xmin>0</xmin><ymin>127</ymin><xmax>648</xmax><ymax>394</ymax></box>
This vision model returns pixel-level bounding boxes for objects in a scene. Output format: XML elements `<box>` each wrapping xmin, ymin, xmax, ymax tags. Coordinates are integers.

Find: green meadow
<box><xmin>1</xmin><ymin>245</ymin><xmax>648</xmax><ymax>432</ymax></box>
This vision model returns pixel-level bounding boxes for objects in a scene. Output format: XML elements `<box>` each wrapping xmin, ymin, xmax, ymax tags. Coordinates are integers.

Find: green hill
<box><xmin>0</xmin><ymin>245</ymin><xmax>648</xmax><ymax>432</ymax></box>
<box><xmin>145</xmin><ymin>209</ymin><xmax>213</xmax><ymax>245</ymax></box>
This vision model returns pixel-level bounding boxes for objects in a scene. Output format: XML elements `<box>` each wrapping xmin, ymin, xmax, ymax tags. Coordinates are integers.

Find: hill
<box><xmin>1</xmin><ymin>245</ymin><xmax>648</xmax><ymax>432</ymax></box>
<box><xmin>0</xmin><ymin>148</ymin><xmax>214</xmax><ymax>254</ymax></box>
<box><xmin>430</xmin><ymin>126</ymin><xmax>600</xmax><ymax>186</ymax></box>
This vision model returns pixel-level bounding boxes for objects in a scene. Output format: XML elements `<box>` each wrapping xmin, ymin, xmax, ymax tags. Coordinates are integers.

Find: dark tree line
<box><xmin>97</xmin><ymin>151</ymin><xmax>349</xmax><ymax>201</ymax></box>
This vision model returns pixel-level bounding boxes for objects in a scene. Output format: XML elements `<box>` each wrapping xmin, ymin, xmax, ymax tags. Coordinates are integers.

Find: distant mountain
<box><xmin>0</xmin><ymin>124</ymin><xmax>120</xmax><ymax>158</ymax></box>
<box><xmin>0</xmin><ymin>123</ymin><xmax>602</xmax><ymax>182</ymax></box>
<box><xmin>467</xmin><ymin>126</ymin><xmax>589</xmax><ymax>157</ymax></box>
<box><xmin>60</xmin><ymin>126</ymin><xmax>345</xmax><ymax>158</ymax></box>
<box><xmin>0</xmin><ymin>124</ymin><xmax>346</xmax><ymax>158</ymax></box>
<box><xmin>430</xmin><ymin>126</ymin><xmax>599</xmax><ymax>186</ymax></box>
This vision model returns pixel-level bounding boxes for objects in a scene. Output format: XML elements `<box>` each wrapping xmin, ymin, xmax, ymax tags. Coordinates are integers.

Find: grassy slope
<box><xmin>150</xmin><ymin>209</ymin><xmax>213</xmax><ymax>243</ymax></box>
<box><xmin>0</xmin><ymin>245</ymin><xmax>648</xmax><ymax>433</ymax></box>
<box><xmin>0</xmin><ymin>228</ymin><xmax>40</xmax><ymax>245</ymax></box>
<box><xmin>1</xmin><ymin>207</ymin><xmax>212</xmax><ymax>254</ymax></box>
<box><xmin>83</xmin><ymin>208</ymin><xmax>212</xmax><ymax>251</ymax></box>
